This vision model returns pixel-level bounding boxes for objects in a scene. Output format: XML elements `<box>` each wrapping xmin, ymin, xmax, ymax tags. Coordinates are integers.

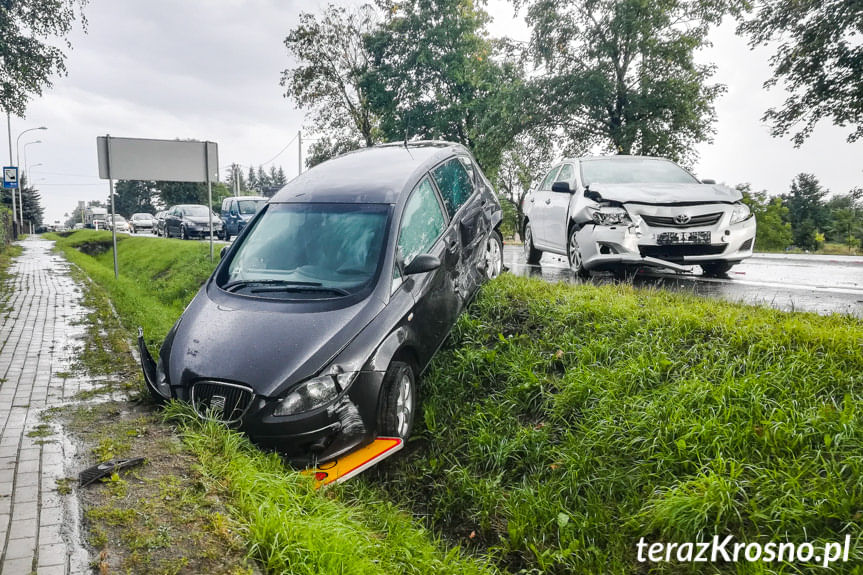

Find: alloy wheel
<box><xmin>395</xmin><ymin>371</ymin><xmax>413</xmax><ymax>438</ymax></box>
<box><xmin>485</xmin><ymin>235</ymin><xmax>503</xmax><ymax>279</ymax></box>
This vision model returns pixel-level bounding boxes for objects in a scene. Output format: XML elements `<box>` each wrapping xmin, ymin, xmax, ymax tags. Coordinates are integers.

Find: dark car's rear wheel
<box><xmin>567</xmin><ymin>227</ymin><xmax>590</xmax><ymax>279</ymax></box>
<box><xmin>701</xmin><ymin>261</ymin><xmax>735</xmax><ymax>276</ymax></box>
<box><xmin>378</xmin><ymin>361</ymin><xmax>416</xmax><ymax>439</ymax></box>
<box><xmin>523</xmin><ymin>222</ymin><xmax>542</xmax><ymax>265</ymax></box>
<box><xmin>485</xmin><ymin>230</ymin><xmax>503</xmax><ymax>279</ymax></box>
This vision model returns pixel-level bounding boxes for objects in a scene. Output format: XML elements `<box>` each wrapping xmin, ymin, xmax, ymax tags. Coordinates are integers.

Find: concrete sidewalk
<box><xmin>0</xmin><ymin>237</ymin><xmax>90</xmax><ymax>575</ymax></box>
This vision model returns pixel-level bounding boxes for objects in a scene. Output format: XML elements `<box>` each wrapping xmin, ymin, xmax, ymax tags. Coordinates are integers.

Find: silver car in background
<box><xmin>522</xmin><ymin>156</ymin><xmax>756</xmax><ymax>277</ymax></box>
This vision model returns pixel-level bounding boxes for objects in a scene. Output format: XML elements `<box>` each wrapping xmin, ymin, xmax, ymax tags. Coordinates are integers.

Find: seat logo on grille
<box><xmin>210</xmin><ymin>395</ymin><xmax>226</xmax><ymax>416</ymax></box>
<box><xmin>674</xmin><ymin>213</ymin><xmax>691</xmax><ymax>225</ymax></box>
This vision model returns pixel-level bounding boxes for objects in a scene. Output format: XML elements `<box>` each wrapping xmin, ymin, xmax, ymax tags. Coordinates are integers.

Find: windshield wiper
<box><xmin>222</xmin><ymin>279</ymin><xmax>324</xmax><ymax>293</ymax></box>
<box><xmin>250</xmin><ymin>285</ymin><xmax>351</xmax><ymax>296</ymax></box>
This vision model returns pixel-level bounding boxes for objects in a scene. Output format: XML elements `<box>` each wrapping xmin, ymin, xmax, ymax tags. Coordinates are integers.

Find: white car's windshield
<box><xmin>580</xmin><ymin>158</ymin><xmax>698</xmax><ymax>185</ymax></box>
<box><xmin>223</xmin><ymin>203</ymin><xmax>390</xmax><ymax>297</ymax></box>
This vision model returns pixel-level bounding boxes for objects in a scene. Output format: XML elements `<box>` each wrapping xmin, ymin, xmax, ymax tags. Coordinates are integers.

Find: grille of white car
<box><xmin>641</xmin><ymin>212</ymin><xmax>723</xmax><ymax>228</ymax></box>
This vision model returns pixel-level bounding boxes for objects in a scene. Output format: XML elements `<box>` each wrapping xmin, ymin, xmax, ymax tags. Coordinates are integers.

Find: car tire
<box><xmin>701</xmin><ymin>261</ymin><xmax>735</xmax><ymax>276</ymax></box>
<box><xmin>485</xmin><ymin>230</ymin><xmax>503</xmax><ymax>280</ymax></box>
<box><xmin>378</xmin><ymin>361</ymin><xmax>416</xmax><ymax>439</ymax></box>
<box><xmin>223</xmin><ymin>229</ymin><xmax>230</xmax><ymax>242</ymax></box>
<box><xmin>523</xmin><ymin>222</ymin><xmax>542</xmax><ymax>265</ymax></box>
<box><xmin>567</xmin><ymin>227</ymin><xmax>590</xmax><ymax>279</ymax></box>
<box><xmin>181</xmin><ymin>225</ymin><xmax>189</xmax><ymax>240</ymax></box>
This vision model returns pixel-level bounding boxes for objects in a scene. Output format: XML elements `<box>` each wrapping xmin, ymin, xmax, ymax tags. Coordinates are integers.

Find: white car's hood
<box><xmin>590</xmin><ymin>183</ymin><xmax>741</xmax><ymax>204</ymax></box>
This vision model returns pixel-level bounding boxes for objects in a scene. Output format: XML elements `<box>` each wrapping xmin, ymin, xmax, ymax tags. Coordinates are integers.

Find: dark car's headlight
<box><xmin>273</xmin><ymin>372</ymin><xmax>358</xmax><ymax>417</ymax></box>
<box><xmin>729</xmin><ymin>202</ymin><xmax>752</xmax><ymax>224</ymax></box>
<box><xmin>590</xmin><ymin>206</ymin><xmax>632</xmax><ymax>226</ymax></box>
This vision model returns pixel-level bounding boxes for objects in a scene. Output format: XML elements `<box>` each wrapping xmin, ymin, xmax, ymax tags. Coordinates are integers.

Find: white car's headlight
<box><xmin>730</xmin><ymin>202</ymin><xmax>752</xmax><ymax>224</ymax></box>
<box><xmin>590</xmin><ymin>206</ymin><xmax>632</xmax><ymax>226</ymax></box>
<box><xmin>272</xmin><ymin>372</ymin><xmax>357</xmax><ymax>417</ymax></box>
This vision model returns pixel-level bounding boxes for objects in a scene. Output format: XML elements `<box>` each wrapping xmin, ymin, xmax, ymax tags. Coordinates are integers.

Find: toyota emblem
<box><xmin>674</xmin><ymin>213</ymin><xmax>691</xmax><ymax>225</ymax></box>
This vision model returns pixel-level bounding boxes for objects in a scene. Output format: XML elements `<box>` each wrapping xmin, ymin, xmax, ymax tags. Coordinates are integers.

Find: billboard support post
<box><xmin>106</xmin><ymin>134</ymin><xmax>119</xmax><ymax>279</ymax></box>
<box><xmin>205</xmin><ymin>142</ymin><xmax>214</xmax><ymax>261</ymax></box>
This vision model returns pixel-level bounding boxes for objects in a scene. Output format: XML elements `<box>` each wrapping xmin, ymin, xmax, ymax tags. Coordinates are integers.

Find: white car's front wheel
<box><xmin>567</xmin><ymin>228</ymin><xmax>590</xmax><ymax>279</ymax></box>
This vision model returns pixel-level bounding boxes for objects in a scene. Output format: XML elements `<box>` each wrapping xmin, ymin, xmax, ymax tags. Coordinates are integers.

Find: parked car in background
<box><xmin>138</xmin><ymin>141</ymin><xmax>503</xmax><ymax>463</ymax></box>
<box><xmin>107</xmin><ymin>214</ymin><xmax>130</xmax><ymax>233</ymax></box>
<box><xmin>163</xmin><ymin>204</ymin><xmax>224</xmax><ymax>240</ymax></box>
<box><xmin>522</xmin><ymin>156</ymin><xmax>756</xmax><ymax>277</ymax></box>
<box><xmin>129</xmin><ymin>213</ymin><xmax>156</xmax><ymax>234</ymax></box>
<box><xmin>221</xmin><ymin>196</ymin><xmax>268</xmax><ymax>241</ymax></box>
<box><xmin>154</xmin><ymin>211</ymin><xmax>167</xmax><ymax>237</ymax></box>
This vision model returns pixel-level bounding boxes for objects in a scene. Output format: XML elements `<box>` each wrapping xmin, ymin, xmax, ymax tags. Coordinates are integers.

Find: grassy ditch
<box><xmin>47</xmin><ymin>230</ymin><xmax>498</xmax><ymax>574</ymax></box>
<box><xmin>353</xmin><ymin>274</ymin><xmax>863</xmax><ymax>573</ymax></box>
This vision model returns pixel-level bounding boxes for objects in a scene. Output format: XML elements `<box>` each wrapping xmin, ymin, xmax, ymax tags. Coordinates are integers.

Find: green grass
<box><xmin>49</xmin><ymin>229</ymin><xmax>863</xmax><ymax>573</ymax></box>
<box><xmin>349</xmin><ymin>274</ymin><xmax>863</xmax><ymax>573</ymax></box>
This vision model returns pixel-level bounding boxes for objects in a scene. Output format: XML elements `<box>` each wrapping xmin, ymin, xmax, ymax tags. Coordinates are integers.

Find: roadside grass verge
<box><xmin>351</xmin><ymin>274</ymin><xmax>863</xmax><ymax>573</ymax></box>
<box><xmin>46</xmin><ymin>229</ymin><xmax>498</xmax><ymax>574</ymax></box>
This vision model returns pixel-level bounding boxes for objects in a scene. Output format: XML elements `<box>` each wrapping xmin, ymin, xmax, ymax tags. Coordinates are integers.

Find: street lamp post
<box><xmin>21</xmin><ymin>141</ymin><xmax>42</xmax><ymax>226</ymax></box>
<box><xmin>15</xmin><ymin>126</ymin><xmax>46</xmax><ymax>226</ymax></box>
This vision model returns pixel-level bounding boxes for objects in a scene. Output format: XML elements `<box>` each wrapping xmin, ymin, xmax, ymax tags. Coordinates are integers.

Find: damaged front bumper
<box><xmin>137</xmin><ymin>328</ymin><xmax>382</xmax><ymax>462</ymax></box>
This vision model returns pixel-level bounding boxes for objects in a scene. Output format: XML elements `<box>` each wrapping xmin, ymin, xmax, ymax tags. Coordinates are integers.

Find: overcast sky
<box><xmin>9</xmin><ymin>0</ymin><xmax>863</xmax><ymax>223</ymax></box>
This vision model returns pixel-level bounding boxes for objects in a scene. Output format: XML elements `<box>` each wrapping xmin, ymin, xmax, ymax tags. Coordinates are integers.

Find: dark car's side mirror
<box><xmin>551</xmin><ymin>181</ymin><xmax>573</xmax><ymax>194</ymax></box>
<box><xmin>702</xmin><ymin>179</ymin><xmax>716</xmax><ymax>184</ymax></box>
<box><xmin>404</xmin><ymin>254</ymin><xmax>441</xmax><ymax>275</ymax></box>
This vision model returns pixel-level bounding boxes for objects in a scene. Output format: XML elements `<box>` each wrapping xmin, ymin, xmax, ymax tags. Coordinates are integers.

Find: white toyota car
<box><xmin>522</xmin><ymin>156</ymin><xmax>756</xmax><ymax>277</ymax></box>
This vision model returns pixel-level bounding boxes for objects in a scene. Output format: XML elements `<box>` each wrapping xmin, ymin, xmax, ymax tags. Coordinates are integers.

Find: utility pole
<box><xmin>6</xmin><ymin>112</ymin><xmax>17</xmax><ymax>233</ymax></box>
<box><xmin>298</xmin><ymin>130</ymin><xmax>302</xmax><ymax>176</ymax></box>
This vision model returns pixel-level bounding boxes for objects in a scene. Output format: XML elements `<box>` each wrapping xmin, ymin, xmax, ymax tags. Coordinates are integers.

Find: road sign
<box><xmin>3</xmin><ymin>167</ymin><xmax>18</xmax><ymax>189</ymax></box>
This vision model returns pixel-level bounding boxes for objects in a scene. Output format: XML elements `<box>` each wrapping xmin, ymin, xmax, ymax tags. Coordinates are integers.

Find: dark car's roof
<box><xmin>271</xmin><ymin>141</ymin><xmax>468</xmax><ymax>204</ymax></box>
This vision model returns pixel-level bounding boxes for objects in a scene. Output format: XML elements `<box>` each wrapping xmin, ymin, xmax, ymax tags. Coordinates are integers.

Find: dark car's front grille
<box><xmin>191</xmin><ymin>381</ymin><xmax>254</xmax><ymax>424</ymax></box>
<box><xmin>639</xmin><ymin>245</ymin><xmax>727</xmax><ymax>261</ymax></box>
<box><xmin>641</xmin><ymin>212</ymin><xmax>723</xmax><ymax>228</ymax></box>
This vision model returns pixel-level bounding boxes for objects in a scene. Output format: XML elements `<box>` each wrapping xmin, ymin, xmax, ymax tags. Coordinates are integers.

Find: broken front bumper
<box><xmin>577</xmin><ymin>212</ymin><xmax>756</xmax><ymax>272</ymax></box>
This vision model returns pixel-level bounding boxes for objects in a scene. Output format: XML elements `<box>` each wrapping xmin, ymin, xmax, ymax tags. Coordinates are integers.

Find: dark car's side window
<box><xmin>432</xmin><ymin>157</ymin><xmax>475</xmax><ymax>218</ymax></box>
<box><xmin>398</xmin><ymin>177</ymin><xmax>446</xmax><ymax>266</ymax></box>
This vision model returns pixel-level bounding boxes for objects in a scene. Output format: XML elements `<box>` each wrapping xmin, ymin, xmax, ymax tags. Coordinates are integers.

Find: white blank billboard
<box><xmin>97</xmin><ymin>136</ymin><xmax>218</xmax><ymax>182</ymax></box>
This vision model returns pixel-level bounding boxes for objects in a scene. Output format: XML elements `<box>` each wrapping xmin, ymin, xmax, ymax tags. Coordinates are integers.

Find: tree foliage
<box><xmin>494</xmin><ymin>130</ymin><xmax>556</xmax><ymax>235</ymax></box>
<box><xmin>516</xmin><ymin>0</ymin><xmax>732</xmax><ymax>164</ymax></box>
<box><xmin>0</xmin><ymin>0</ymin><xmax>87</xmax><ymax>115</ymax></box>
<box><xmin>113</xmin><ymin>180</ymin><xmax>157</xmax><ymax>217</ymax></box>
<box><xmin>739</xmin><ymin>0</ymin><xmax>863</xmax><ymax>145</ymax></box>
<box><xmin>282</xmin><ymin>5</ymin><xmax>379</xmax><ymax>147</ymax></box>
<box><xmin>781</xmin><ymin>173</ymin><xmax>829</xmax><ymax>250</ymax></box>
<box><xmin>739</xmin><ymin>184</ymin><xmax>792</xmax><ymax>250</ymax></box>
<box><xmin>363</xmin><ymin>0</ymin><xmax>527</xmax><ymax>172</ymax></box>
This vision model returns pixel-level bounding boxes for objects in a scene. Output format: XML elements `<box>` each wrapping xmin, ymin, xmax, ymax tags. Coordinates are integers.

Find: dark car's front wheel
<box><xmin>485</xmin><ymin>230</ymin><xmax>503</xmax><ymax>279</ymax></box>
<box><xmin>181</xmin><ymin>225</ymin><xmax>189</xmax><ymax>240</ymax></box>
<box><xmin>378</xmin><ymin>361</ymin><xmax>416</xmax><ymax>439</ymax></box>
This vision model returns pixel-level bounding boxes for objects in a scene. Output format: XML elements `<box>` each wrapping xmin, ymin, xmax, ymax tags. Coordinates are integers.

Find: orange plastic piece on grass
<box><xmin>302</xmin><ymin>437</ymin><xmax>404</xmax><ymax>488</ymax></box>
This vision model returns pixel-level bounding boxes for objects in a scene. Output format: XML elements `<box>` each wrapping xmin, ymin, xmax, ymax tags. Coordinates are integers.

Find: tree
<box><xmin>825</xmin><ymin>189</ymin><xmax>863</xmax><ymax>249</ymax></box>
<box><xmin>494</xmin><ymin>130</ymin><xmax>556</xmax><ymax>235</ymax></box>
<box><xmin>274</xmin><ymin>167</ymin><xmax>287</xmax><ymax>186</ymax></box>
<box><xmin>738</xmin><ymin>184</ymin><xmax>792</xmax><ymax>251</ymax></box>
<box><xmin>364</xmin><ymin>0</ymin><xmax>526</xmax><ymax>171</ymax></box>
<box><xmin>257</xmin><ymin>166</ymin><xmax>270</xmax><ymax>189</ymax></box>
<box><xmin>739</xmin><ymin>0</ymin><xmax>863</xmax><ymax>145</ymax></box>
<box><xmin>515</xmin><ymin>0</ymin><xmax>732</xmax><ymax>165</ymax></box>
<box><xmin>782</xmin><ymin>173</ymin><xmax>828</xmax><ymax>250</ymax></box>
<box><xmin>247</xmin><ymin>166</ymin><xmax>258</xmax><ymax>192</ymax></box>
<box><xmin>282</xmin><ymin>4</ymin><xmax>380</xmax><ymax>147</ymax></box>
<box><xmin>225</xmin><ymin>163</ymin><xmax>247</xmax><ymax>193</ymax></box>
<box><xmin>156</xmin><ymin>182</ymin><xmax>206</xmax><ymax>207</ymax></box>
<box><xmin>113</xmin><ymin>180</ymin><xmax>157</xmax><ymax>217</ymax></box>
<box><xmin>305</xmin><ymin>136</ymin><xmax>362</xmax><ymax>169</ymax></box>
<box><xmin>0</xmin><ymin>0</ymin><xmax>87</xmax><ymax>116</ymax></box>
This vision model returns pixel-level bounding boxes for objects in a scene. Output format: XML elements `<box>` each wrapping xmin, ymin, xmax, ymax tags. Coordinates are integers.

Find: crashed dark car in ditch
<box><xmin>139</xmin><ymin>141</ymin><xmax>503</xmax><ymax>462</ymax></box>
<box><xmin>522</xmin><ymin>156</ymin><xmax>757</xmax><ymax>276</ymax></box>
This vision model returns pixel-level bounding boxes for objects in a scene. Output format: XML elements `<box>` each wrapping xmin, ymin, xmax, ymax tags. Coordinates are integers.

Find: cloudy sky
<box><xmin>10</xmin><ymin>0</ymin><xmax>863</xmax><ymax>223</ymax></box>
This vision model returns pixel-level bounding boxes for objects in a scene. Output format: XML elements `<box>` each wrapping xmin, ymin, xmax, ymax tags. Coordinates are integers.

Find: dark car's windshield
<box><xmin>238</xmin><ymin>199</ymin><xmax>266</xmax><ymax>215</ymax></box>
<box><xmin>580</xmin><ymin>158</ymin><xmax>698</xmax><ymax>185</ymax></box>
<box><xmin>223</xmin><ymin>203</ymin><xmax>390</xmax><ymax>297</ymax></box>
<box><xmin>182</xmin><ymin>206</ymin><xmax>211</xmax><ymax>217</ymax></box>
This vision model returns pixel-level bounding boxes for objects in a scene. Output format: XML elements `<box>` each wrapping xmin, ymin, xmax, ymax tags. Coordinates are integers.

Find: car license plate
<box><xmin>656</xmin><ymin>231</ymin><xmax>711</xmax><ymax>245</ymax></box>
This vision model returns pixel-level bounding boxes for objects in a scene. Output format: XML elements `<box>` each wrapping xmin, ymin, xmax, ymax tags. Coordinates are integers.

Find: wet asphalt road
<box><xmin>503</xmin><ymin>245</ymin><xmax>863</xmax><ymax>318</ymax></box>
